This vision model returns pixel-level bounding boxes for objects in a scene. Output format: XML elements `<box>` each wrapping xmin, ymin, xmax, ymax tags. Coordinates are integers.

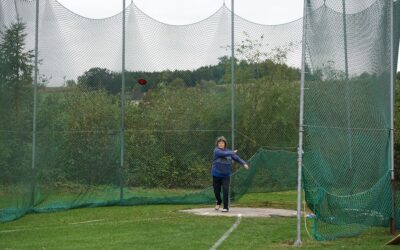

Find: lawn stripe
<box><xmin>0</xmin><ymin>229</ymin><xmax>23</xmax><ymax>233</ymax></box>
<box><xmin>69</xmin><ymin>219</ymin><xmax>105</xmax><ymax>225</ymax></box>
<box><xmin>210</xmin><ymin>214</ymin><xmax>242</xmax><ymax>250</ymax></box>
<box><xmin>0</xmin><ymin>215</ymin><xmax>189</xmax><ymax>233</ymax></box>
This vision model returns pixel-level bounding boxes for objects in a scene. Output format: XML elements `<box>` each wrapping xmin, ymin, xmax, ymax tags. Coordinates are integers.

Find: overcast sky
<box><xmin>56</xmin><ymin>0</ymin><xmax>304</xmax><ymax>25</ymax></box>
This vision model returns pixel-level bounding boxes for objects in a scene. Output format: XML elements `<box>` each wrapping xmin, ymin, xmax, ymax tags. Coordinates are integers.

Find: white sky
<box><xmin>56</xmin><ymin>0</ymin><xmax>304</xmax><ymax>25</ymax></box>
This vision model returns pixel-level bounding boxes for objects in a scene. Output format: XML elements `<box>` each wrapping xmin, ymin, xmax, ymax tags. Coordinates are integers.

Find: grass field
<box><xmin>0</xmin><ymin>191</ymin><xmax>396</xmax><ymax>249</ymax></box>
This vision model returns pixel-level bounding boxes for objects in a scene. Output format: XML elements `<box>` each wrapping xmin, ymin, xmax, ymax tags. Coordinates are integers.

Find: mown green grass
<box><xmin>0</xmin><ymin>191</ymin><xmax>396</xmax><ymax>249</ymax></box>
<box><xmin>236</xmin><ymin>191</ymin><xmax>297</xmax><ymax>209</ymax></box>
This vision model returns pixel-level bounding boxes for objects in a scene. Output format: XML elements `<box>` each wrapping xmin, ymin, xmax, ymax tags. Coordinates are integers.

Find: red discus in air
<box><xmin>137</xmin><ymin>78</ymin><xmax>147</xmax><ymax>85</ymax></box>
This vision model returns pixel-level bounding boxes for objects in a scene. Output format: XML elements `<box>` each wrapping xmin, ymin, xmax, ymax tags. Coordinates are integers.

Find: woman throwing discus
<box><xmin>211</xmin><ymin>136</ymin><xmax>249</xmax><ymax>212</ymax></box>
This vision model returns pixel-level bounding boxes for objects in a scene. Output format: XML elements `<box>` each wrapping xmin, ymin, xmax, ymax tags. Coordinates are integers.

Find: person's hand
<box><xmin>243</xmin><ymin>164</ymin><xmax>249</xmax><ymax>170</ymax></box>
<box><xmin>234</xmin><ymin>150</ymin><xmax>238</xmax><ymax>154</ymax></box>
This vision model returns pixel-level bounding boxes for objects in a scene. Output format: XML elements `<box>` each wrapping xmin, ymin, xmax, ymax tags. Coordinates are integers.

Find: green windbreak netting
<box><xmin>303</xmin><ymin>0</ymin><xmax>400</xmax><ymax>240</ymax></box>
<box><xmin>0</xmin><ymin>16</ymin><xmax>34</xmax><ymax>220</ymax></box>
<box><xmin>1</xmin><ymin>0</ymin><xmax>400</xmax><ymax>243</ymax></box>
<box><xmin>0</xmin><ymin>0</ymin><xmax>302</xmax><ymax>222</ymax></box>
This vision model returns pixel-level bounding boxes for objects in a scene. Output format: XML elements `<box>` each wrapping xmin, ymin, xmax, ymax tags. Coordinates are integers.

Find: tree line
<box><xmin>1</xmin><ymin>21</ymin><xmax>399</xmax><ymax>190</ymax></box>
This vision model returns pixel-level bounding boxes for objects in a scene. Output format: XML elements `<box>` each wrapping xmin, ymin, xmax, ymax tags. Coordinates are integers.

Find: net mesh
<box><xmin>0</xmin><ymin>0</ymin><xmax>302</xmax><ymax>222</ymax></box>
<box><xmin>303</xmin><ymin>0</ymin><xmax>400</xmax><ymax>240</ymax></box>
<box><xmin>0</xmin><ymin>0</ymin><xmax>399</xmax><ymax>242</ymax></box>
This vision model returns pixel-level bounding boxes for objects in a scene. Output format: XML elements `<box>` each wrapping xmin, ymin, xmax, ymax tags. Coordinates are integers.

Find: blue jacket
<box><xmin>211</xmin><ymin>147</ymin><xmax>246</xmax><ymax>177</ymax></box>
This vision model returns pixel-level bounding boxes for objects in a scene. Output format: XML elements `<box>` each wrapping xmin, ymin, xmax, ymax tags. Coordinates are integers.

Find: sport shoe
<box><xmin>221</xmin><ymin>208</ymin><xmax>229</xmax><ymax>212</ymax></box>
<box><xmin>215</xmin><ymin>204</ymin><xmax>220</xmax><ymax>210</ymax></box>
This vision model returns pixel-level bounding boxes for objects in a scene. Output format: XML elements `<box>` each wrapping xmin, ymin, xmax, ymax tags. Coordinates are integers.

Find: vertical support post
<box><xmin>295</xmin><ymin>0</ymin><xmax>309</xmax><ymax>246</ymax></box>
<box><xmin>30</xmin><ymin>0</ymin><xmax>39</xmax><ymax>207</ymax></box>
<box><xmin>342</xmin><ymin>0</ymin><xmax>353</xmax><ymax>175</ymax></box>
<box><xmin>342</xmin><ymin>0</ymin><xmax>349</xmax><ymax>80</ymax></box>
<box><xmin>228</xmin><ymin>0</ymin><xmax>235</xmax><ymax>210</ymax></box>
<box><xmin>14</xmin><ymin>0</ymin><xmax>19</xmax><ymax>20</ymax></box>
<box><xmin>120</xmin><ymin>0</ymin><xmax>126</xmax><ymax>201</ymax></box>
<box><xmin>230</xmin><ymin>0</ymin><xmax>235</xmax><ymax>150</ymax></box>
<box><xmin>389</xmin><ymin>0</ymin><xmax>396</xmax><ymax>235</ymax></box>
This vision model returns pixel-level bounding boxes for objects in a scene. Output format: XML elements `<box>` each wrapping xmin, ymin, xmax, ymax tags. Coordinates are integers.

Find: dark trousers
<box><xmin>213</xmin><ymin>176</ymin><xmax>231</xmax><ymax>209</ymax></box>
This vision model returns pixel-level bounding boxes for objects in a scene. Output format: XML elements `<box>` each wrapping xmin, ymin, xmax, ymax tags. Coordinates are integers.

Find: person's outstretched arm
<box><xmin>232</xmin><ymin>153</ymin><xmax>249</xmax><ymax>170</ymax></box>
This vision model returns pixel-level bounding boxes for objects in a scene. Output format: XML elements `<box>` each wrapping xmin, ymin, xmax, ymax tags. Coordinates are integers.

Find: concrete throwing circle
<box><xmin>180</xmin><ymin>207</ymin><xmax>297</xmax><ymax>218</ymax></box>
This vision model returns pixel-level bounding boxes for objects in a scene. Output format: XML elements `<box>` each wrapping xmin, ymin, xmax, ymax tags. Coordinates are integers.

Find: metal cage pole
<box><xmin>342</xmin><ymin>0</ymin><xmax>353</xmax><ymax>175</ymax></box>
<box><xmin>231</xmin><ymin>0</ymin><xmax>235</xmax><ymax>150</ymax></box>
<box><xmin>120</xmin><ymin>0</ymin><xmax>126</xmax><ymax>201</ymax></box>
<box><xmin>389</xmin><ymin>0</ymin><xmax>396</xmax><ymax>235</ymax></box>
<box><xmin>295</xmin><ymin>0</ymin><xmax>309</xmax><ymax>246</ymax></box>
<box><xmin>342</xmin><ymin>0</ymin><xmax>349</xmax><ymax>80</ymax></box>
<box><xmin>14</xmin><ymin>0</ymin><xmax>19</xmax><ymax>20</ymax></box>
<box><xmin>30</xmin><ymin>0</ymin><xmax>39</xmax><ymax>207</ymax></box>
<box><xmin>227</xmin><ymin>0</ymin><xmax>235</xmax><ymax>211</ymax></box>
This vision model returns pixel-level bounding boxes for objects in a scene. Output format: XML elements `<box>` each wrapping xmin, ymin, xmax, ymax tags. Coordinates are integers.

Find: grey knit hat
<box><xmin>215</xmin><ymin>136</ymin><xmax>228</xmax><ymax>147</ymax></box>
